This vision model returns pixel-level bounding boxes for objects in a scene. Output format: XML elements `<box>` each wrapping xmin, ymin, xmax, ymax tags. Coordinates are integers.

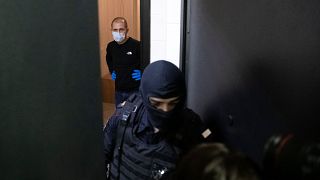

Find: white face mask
<box><xmin>112</xmin><ymin>31</ymin><xmax>125</xmax><ymax>42</ymax></box>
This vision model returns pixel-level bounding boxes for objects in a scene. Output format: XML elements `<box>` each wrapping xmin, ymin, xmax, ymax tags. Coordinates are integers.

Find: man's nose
<box><xmin>158</xmin><ymin>104</ymin><xmax>171</xmax><ymax>112</ymax></box>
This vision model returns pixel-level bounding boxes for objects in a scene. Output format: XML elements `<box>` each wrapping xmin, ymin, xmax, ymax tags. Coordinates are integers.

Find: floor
<box><xmin>102</xmin><ymin>103</ymin><xmax>115</xmax><ymax>126</ymax></box>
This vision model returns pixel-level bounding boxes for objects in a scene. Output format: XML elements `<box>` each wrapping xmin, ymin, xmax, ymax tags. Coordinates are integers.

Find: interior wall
<box><xmin>0</xmin><ymin>0</ymin><xmax>105</xmax><ymax>179</ymax></box>
<box><xmin>186</xmin><ymin>0</ymin><xmax>320</xmax><ymax>164</ymax></box>
<box><xmin>98</xmin><ymin>0</ymin><xmax>140</xmax><ymax>103</ymax></box>
<box><xmin>150</xmin><ymin>0</ymin><xmax>182</xmax><ymax>67</ymax></box>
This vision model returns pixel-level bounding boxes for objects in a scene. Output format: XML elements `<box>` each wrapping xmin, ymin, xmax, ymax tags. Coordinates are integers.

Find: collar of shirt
<box><xmin>136</xmin><ymin>112</ymin><xmax>153</xmax><ymax>134</ymax></box>
<box><xmin>135</xmin><ymin>112</ymin><xmax>163</xmax><ymax>144</ymax></box>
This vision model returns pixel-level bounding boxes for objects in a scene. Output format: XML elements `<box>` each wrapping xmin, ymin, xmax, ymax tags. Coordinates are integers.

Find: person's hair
<box><xmin>173</xmin><ymin>143</ymin><xmax>260</xmax><ymax>180</ymax></box>
<box><xmin>202</xmin><ymin>152</ymin><xmax>260</xmax><ymax>180</ymax></box>
<box><xmin>111</xmin><ymin>17</ymin><xmax>128</xmax><ymax>28</ymax></box>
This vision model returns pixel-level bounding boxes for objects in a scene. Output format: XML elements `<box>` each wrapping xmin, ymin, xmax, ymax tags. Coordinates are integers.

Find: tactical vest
<box><xmin>110</xmin><ymin>94</ymin><xmax>181</xmax><ymax>180</ymax></box>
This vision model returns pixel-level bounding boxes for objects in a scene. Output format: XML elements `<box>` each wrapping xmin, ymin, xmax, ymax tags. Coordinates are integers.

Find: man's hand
<box><xmin>111</xmin><ymin>71</ymin><xmax>116</xmax><ymax>80</ymax></box>
<box><xmin>131</xmin><ymin>69</ymin><xmax>141</xmax><ymax>81</ymax></box>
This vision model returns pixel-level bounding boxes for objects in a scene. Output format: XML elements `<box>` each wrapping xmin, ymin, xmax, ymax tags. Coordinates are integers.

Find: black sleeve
<box><xmin>106</xmin><ymin>43</ymin><xmax>113</xmax><ymax>73</ymax></box>
<box><xmin>177</xmin><ymin>109</ymin><xmax>213</xmax><ymax>152</ymax></box>
<box><xmin>185</xmin><ymin>109</ymin><xmax>207</xmax><ymax>143</ymax></box>
<box><xmin>137</xmin><ymin>41</ymin><xmax>142</xmax><ymax>71</ymax></box>
<box><xmin>103</xmin><ymin>111</ymin><xmax>120</xmax><ymax>164</ymax></box>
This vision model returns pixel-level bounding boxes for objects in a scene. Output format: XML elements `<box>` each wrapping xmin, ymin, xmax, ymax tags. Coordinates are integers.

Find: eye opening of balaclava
<box><xmin>140</xmin><ymin>60</ymin><xmax>186</xmax><ymax>131</ymax></box>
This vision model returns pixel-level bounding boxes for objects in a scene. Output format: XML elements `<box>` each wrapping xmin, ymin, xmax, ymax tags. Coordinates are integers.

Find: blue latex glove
<box><xmin>111</xmin><ymin>71</ymin><xmax>116</xmax><ymax>80</ymax></box>
<box><xmin>131</xmin><ymin>69</ymin><xmax>141</xmax><ymax>81</ymax></box>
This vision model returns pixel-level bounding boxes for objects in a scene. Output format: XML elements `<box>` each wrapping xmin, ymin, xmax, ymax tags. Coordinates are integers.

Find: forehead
<box><xmin>112</xmin><ymin>21</ymin><xmax>126</xmax><ymax>29</ymax></box>
<box><xmin>149</xmin><ymin>96</ymin><xmax>180</xmax><ymax>103</ymax></box>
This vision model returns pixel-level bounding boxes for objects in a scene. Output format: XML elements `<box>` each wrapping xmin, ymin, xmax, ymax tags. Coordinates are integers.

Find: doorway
<box><xmin>98</xmin><ymin>0</ymin><xmax>140</xmax><ymax>124</ymax></box>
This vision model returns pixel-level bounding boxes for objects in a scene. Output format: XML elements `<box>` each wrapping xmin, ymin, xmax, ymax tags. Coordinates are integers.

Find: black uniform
<box><xmin>106</xmin><ymin>37</ymin><xmax>141</xmax><ymax>91</ymax></box>
<box><xmin>104</xmin><ymin>61</ymin><xmax>211</xmax><ymax>180</ymax></box>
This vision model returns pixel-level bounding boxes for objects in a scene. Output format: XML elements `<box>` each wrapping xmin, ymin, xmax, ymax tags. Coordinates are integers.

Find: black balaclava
<box><xmin>140</xmin><ymin>60</ymin><xmax>186</xmax><ymax>131</ymax></box>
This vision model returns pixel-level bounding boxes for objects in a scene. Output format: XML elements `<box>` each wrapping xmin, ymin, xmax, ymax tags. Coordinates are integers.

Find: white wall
<box><xmin>150</xmin><ymin>0</ymin><xmax>181</xmax><ymax>67</ymax></box>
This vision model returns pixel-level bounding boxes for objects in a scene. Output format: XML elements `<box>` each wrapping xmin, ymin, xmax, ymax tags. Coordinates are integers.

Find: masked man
<box><xmin>104</xmin><ymin>60</ymin><xmax>212</xmax><ymax>180</ymax></box>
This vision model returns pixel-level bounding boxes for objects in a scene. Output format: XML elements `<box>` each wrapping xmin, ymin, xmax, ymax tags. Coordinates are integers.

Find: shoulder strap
<box><xmin>115</xmin><ymin>93</ymin><xmax>143</xmax><ymax>179</ymax></box>
<box><xmin>119</xmin><ymin>93</ymin><xmax>143</xmax><ymax>122</ymax></box>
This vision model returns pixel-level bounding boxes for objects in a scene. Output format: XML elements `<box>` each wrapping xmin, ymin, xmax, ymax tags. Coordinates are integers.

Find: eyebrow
<box><xmin>172</xmin><ymin>98</ymin><xmax>180</xmax><ymax>102</ymax></box>
<box><xmin>149</xmin><ymin>97</ymin><xmax>180</xmax><ymax>102</ymax></box>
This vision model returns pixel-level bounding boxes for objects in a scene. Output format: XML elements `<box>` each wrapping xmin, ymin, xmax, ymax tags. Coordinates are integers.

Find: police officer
<box><xmin>104</xmin><ymin>60</ymin><xmax>212</xmax><ymax>180</ymax></box>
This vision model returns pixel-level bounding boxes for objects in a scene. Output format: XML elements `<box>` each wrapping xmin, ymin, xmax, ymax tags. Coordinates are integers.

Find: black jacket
<box><xmin>106</xmin><ymin>37</ymin><xmax>141</xmax><ymax>91</ymax></box>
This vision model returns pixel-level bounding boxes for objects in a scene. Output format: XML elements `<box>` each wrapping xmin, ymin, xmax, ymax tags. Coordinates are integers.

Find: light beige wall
<box><xmin>98</xmin><ymin>0</ymin><xmax>140</xmax><ymax>103</ymax></box>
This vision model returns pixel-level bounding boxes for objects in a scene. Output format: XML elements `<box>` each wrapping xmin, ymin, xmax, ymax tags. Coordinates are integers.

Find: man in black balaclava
<box><xmin>139</xmin><ymin>60</ymin><xmax>186</xmax><ymax>133</ymax></box>
<box><xmin>104</xmin><ymin>60</ymin><xmax>212</xmax><ymax>180</ymax></box>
